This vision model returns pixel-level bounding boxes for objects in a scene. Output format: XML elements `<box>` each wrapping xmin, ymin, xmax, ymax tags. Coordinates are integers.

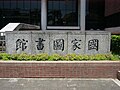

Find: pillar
<box><xmin>80</xmin><ymin>0</ymin><xmax>86</xmax><ymax>31</ymax></box>
<box><xmin>41</xmin><ymin>0</ymin><xmax>47</xmax><ymax>30</ymax></box>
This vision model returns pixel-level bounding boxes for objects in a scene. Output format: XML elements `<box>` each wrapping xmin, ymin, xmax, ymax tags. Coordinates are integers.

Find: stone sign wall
<box><xmin>6</xmin><ymin>31</ymin><xmax>111</xmax><ymax>55</ymax></box>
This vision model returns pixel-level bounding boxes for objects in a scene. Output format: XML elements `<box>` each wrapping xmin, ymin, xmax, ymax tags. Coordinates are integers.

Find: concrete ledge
<box><xmin>0</xmin><ymin>61</ymin><xmax>120</xmax><ymax>63</ymax></box>
<box><xmin>105</xmin><ymin>27</ymin><xmax>120</xmax><ymax>35</ymax></box>
<box><xmin>0</xmin><ymin>61</ymin><xmax>120</xmax><ymax>78</ymax></box>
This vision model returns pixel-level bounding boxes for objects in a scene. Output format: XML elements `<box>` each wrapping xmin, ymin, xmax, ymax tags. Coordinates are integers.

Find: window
<box><xmin>0</xmin><ymin>0</ymin><xmax>41</xmax><ymax>29</ymax></box>
<box><xmin>86</xmin><ymin>0</ymin><xmax>105</xmax><ymax>30</ymax></box>
<box><xmin>0</xmin><ymin>0</ymin><xmax>3</xmax><ymax>29</ymax></box>
<box><xmin>47</xmin><ymin>0</ymin><xmax>79</xmax><ymax>27</ymax></box>
<box><xmin>0</xmin><ymin>1</ymin><xmax>3</xmax><ymax>9</ymax></box>
<box><xmin>31</xmin><ymin>0</ymin><xmax>41</xmax><ymax>25</ymax></box>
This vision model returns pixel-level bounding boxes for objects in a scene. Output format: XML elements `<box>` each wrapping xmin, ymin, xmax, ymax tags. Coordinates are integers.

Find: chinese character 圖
<box><xmin>35</xmin><ymin>38</ymin><xmax>45</xmax><ymax>50</ymax></box>
<box><xmin>88</xmin><ymin>39</ymin><xmax>99</xmax><ymax>51</ymax></box>
<box><xmin>16</xmin><ymin>39</ymin><xmax>28</xmax><ymax>51</ymax></box>
<box><xmin>71</xmin><ymin>39</ymin><xmax>81</xmax><ymax>51</ymax></box>
<box><xmin>53</xmin><ymin>39</ymin><xmax>64</xmax><ymax>51</ymax></box>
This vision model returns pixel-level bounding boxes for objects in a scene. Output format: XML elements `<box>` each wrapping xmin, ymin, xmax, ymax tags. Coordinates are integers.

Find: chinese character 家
<box><xmin>71</xmin><ymin>39</ymin><xmax>81</xmax><ymax>51</ymax></box>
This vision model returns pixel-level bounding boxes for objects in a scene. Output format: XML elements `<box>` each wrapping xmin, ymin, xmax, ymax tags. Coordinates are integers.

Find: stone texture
<box><xmin>68</xmin><ymin>32</ymin><xmax>85</xmax><ymax>54</ymax></box>
<box><xmin>49</xmin><ymin>32</ymin><xmax>68</xmax><ymax>55</ymax></box>
<box><xmin>6</xmin><ymin>31</ymin><xmax>32</xmax><ymax>54</ymax></box>
<box><xmin>85</xmin><ymin>31</ymin><xmax>111</xmax><ymax>54</ymax></box>
<box><xmin>31</xmin><ymin>31</ymin><xmax>49</xmax><ymax>54</ymax></box>
<box><xmin>6</xmin><ymin>31</ymin><xmax>111</xmax><ymax>55</ymax></box>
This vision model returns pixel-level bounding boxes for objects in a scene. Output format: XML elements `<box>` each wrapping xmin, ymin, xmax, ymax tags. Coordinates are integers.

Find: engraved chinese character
<box><xmin>35</xmin><ymin>38</ymin><xmax>45</xmax><ymax>50</ymax></box>
<box><xmin>88</xmin><ymin>39</ymin><xmax>99</xmax><ymax>51</ymax></box>
<box><xmin>53</xmin><ymin>39</ymin><xmax>64</xmax><ymax>51</ymax></box>
<box><xmin>71</xmin><ymin>39</ymin><xmax>81</xmax><ymax>51</ymax></box>
<box><xmin>16</xmin><ymin>39</ymin><xmax>28</xmax><ymax>51</ymax></box>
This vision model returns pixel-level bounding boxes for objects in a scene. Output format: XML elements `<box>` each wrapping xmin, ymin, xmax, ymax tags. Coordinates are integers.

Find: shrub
<box><xmin>94</xmin><ymin>54</ymin><xmax>107</xmax><ymax>60</ymax></box>
<box><xmin>111</xmin><ymin>35</ymin><xmax>120</xmax><ymax>54</ymax></box>
<box><xmin>48</xmin><ymin>54</ymin><xmax>63</xmax><ymax>61</ymax></box>
<box><xmin>63</xmin><ymin>54</ymin><xmax>77</xmax><ymax>61</ymax></box>
<box><xmin>33</xmin><ymin>53</ymin><xmax>49</xmax><ymax>61</ymax></box>
<box><xmin>11</xmin><ymin>54</ymin><xmax>19</xmax><ymax>60</ymax></box>
<box><xmin>16</xmin><ymin>53</ymin><xmax>33</xmax><ymax>61</ymax></box>
<box><xmin>0</xmin><ymin>53</ymin><xmax>119</xmax><ymax>61</ymax></box>
<box><xmin>0</xmin><ymin>53</ymin><xmax>11</xmax><ymax>60</ymax></box>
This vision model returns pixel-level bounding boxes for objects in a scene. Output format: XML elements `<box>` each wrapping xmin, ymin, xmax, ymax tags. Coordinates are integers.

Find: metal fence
<box><xmin>0</xmin><ymin>32</ymin><xmax>6</xmax><ymax>53</ymax></box>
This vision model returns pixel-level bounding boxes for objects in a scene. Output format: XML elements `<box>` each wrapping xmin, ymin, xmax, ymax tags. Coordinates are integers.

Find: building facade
<box><xmin>0</xmin><ymin>0</ymin><xmax>112</xmax><ymax>55</ymax></box>
<box><xmin>0</xmin><ymin>0</ymin><xmax>120</xmax><ymax>31</ymax></box>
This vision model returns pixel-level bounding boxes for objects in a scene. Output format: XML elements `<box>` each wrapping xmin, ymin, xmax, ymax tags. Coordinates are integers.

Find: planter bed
<box><xmin>0</xmin><ymin>61</ymin><xmax>120</xmax><ymax>79</ymax></box>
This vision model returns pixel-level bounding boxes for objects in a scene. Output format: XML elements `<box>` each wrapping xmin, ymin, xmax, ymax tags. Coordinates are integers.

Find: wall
<box><xmin>105</xmin><ymin>0</ymin><xmax>120</xmax><ymax>16</ymax></box>
<box><xmin>0</xmin><ymin>61</ymin><xmax>120</xmax><ymax>78</ymax></box>
<box><xmin>6</xmin><ymin>31</ymin><xmax>111</xmax><ymax>55</ymax></box>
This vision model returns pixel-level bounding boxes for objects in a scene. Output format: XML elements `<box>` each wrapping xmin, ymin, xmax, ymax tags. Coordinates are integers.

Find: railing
<box><xmin>0</xmin><ymin>32</ymin><xmax>6</xmax><ymax>53</ymax></box>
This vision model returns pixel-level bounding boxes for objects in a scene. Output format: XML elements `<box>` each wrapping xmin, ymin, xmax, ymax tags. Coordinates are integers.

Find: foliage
<box><xmin>33</xmin><ymin>53</ymin><xmax>49</xmax><ymax>61</ymax></box>
<box><xmin>17</xmin><ymin>53</ymin><xmax>33</xmax><ymax>61</ymax></box>
<box><xmin>111</xmin><ymin>35</ymin><xmax>120</xmax><ymax>54</ymax></box>
<box><xmin>0</xmin><ymin>53</ymin><xmax>119</xmax><ymax>61</ymax></box>
<box><xmin>0</xmin><ymin>53</ymin><xmax>12</xmax><ymax>60</ymax></box>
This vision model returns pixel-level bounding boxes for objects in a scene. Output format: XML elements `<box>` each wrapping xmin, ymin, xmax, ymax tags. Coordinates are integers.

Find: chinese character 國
<box><xmin>88</xmin><ymin>39</ymin><xmax>99</xmax><ymax>51</ymax></box>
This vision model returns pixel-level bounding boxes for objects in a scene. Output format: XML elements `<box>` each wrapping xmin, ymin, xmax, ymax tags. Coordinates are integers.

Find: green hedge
<box><xmin>111</xmin><ymin>35</ymin><xmax>120</xmax><ymax>54</ymax></box>
<box><xmin>0</xmin><ymin>53</ymin><xmax>119</xmax><ymax>61</ymax></box>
